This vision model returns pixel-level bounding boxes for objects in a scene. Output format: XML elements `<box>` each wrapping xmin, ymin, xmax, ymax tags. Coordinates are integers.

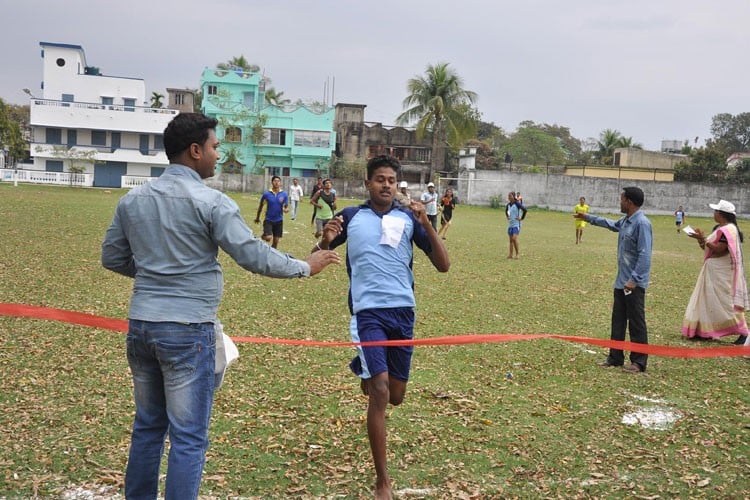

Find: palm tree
<box><xmin>217</xmin><ymin>55</ymin><xmax>260</xmax><ymax>73</ymax></box>
<box><xmin>595</xmin><ymin>129</ymin><xmax>622</xmax><ymax>165</ymax></box>
<box><xmin>265</xmin><ymin>87</ymin><xmax>290</xmax><ymax>106</ymax></box>
<box><xmin>616</xmin><ymin>136</ymin><xmax>643</xmax><ymax>149</ymax></box>
<box><xmin>397</xmin><ymin>63</ymin><xmax>477</xmax><ymax>177</ymax></box>
<box><xmin>150</xmin><ymin>92</ymin><xmax>164</xmax><ymax>109</ymax></box>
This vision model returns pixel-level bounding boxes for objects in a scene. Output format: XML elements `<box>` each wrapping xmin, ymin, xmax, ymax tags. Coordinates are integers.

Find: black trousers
<box><xmin>606</xmin><ymin>287</ymin><xmax>648</xmax><ymax>370</ymax></box>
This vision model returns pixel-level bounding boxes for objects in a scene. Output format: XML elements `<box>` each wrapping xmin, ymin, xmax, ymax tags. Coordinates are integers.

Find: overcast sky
<box><xmin>2</xmin><ymin>0</ymin><xmax>748</xmax><ymax>150</ymax></box>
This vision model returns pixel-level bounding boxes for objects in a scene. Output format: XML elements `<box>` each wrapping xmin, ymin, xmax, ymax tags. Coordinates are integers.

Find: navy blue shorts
<box><xmin>263</xmin><ymin>220</ymin><xmax>284</xmax><ymax>237</ymax></box>
<box><xmin>508</xmin><ymin>226</ymin><xmax>520</xmax><ymax>236</ymax></box>
<box><xmin>349</xmin><ymin>308</ymin><xmax>415</xmax><ymax>382</ymax></box>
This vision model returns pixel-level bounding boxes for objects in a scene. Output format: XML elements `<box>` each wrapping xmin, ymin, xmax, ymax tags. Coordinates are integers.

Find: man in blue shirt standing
<box><xmin>315</xmin><ymin>155</ymin><xmax>450</xmax><ymax>499</ymax></box>
<box><xmin>255</xmin><ymin>175</ymin><xmax>289</xmax><ymax>248</ymax></box>
<box><xmin>101</xmin><ymin>113</ymin><xmax>340</xmax><ymax>499</ymax></box>
<box><xmin>575</xmin><ymin>186</ymin><xmax>653</xmax><ymax>373</ymax></box>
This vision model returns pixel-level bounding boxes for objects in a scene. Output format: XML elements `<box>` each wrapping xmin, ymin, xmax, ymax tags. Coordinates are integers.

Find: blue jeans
<box><xmin>125</xmin><ymin>320</ymin><xmax>216</xmax><ymax>500</ymax></box>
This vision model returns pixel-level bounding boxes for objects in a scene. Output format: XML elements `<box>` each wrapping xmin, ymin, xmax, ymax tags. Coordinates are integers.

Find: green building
<box><xmin>200</xmin><ymin>67</ymin><xmax>335</xmax><ymax>178</ymax></box>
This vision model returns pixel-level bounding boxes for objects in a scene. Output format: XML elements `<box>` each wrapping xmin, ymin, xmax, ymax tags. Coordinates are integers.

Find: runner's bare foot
<box><xmin>374</xmin><ymin>478</ymin><xmax>392</xmax><ymax>499</ymax></box>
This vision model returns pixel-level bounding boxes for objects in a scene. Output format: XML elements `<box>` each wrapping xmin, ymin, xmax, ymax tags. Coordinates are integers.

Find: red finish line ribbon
<box><xmin>1</xmin><ymin>303</ymin><xmax>748</xmax><ymax>358</ymax></box>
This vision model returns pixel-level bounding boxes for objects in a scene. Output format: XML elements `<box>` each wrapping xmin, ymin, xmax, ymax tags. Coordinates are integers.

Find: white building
<box><xmin>27</xmin><ymin>42</ymin><xmax>178</xmax><ymax>188</ymax></box>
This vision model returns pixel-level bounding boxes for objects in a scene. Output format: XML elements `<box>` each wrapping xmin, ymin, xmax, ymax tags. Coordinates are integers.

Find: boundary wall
<box><xmin>453</xmin><ymin>170</ymin><xmax>748</xmax><ymax>218</ymax></box>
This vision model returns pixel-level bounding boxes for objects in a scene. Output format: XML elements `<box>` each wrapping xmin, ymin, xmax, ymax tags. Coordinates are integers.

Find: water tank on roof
<box><xmin>661</xmin><ymin>140</ymin><xmax>682</xmax><ymax>153</ymax></box>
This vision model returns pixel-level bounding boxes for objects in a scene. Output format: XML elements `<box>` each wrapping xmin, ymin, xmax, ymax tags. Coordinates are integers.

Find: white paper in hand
<box><xmin>682</xmin><ymin>225</ymin><xmax>696</xmax><ymax>235</ymax></box>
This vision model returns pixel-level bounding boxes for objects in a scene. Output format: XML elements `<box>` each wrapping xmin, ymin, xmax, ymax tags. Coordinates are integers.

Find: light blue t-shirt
<box><xmin>329</xmin><ymin>202</ymin><xmax>433</xmax><ymax>314</ymax></box>
<box><xmin>508</xmin><ymin>202</ymin><xmax>522</xmax><ymax>229</ymax></box>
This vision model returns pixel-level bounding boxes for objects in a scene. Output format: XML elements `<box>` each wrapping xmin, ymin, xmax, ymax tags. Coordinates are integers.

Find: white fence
<box><xmin>121</xmin><ymin>176</ymin><xmax>156</xmax><ymax>188</ymax></box>
<box><xmin>0</xmin><ymin>169</ymin><xmax>93</xmax><ymax>187</ymax></box>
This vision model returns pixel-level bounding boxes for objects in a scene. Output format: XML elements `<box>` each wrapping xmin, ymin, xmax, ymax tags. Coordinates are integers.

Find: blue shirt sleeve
<box><xmin>629</xmin><ymin>217</ymin><xmax>653</xmax><ymax>287</ymax></box>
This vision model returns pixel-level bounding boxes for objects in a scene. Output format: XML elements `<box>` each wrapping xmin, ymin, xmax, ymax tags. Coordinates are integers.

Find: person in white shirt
<box><xmin>420</xmin><ymin>182</ymin><xmax>439</xmax><ymax>231</ymax></box>
<box><xmin>289</xmin><ymin>178</ymin><xmax>304</xmax><ymax>220</ymax></box>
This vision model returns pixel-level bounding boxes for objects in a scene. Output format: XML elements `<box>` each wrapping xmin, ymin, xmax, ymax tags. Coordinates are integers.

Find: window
<box><xmin>243</xmin><ymin>92</ymin><xmax>255</xmax><ymax>109</ymax></box>
<box><xmin>175</xmin><ymin>93</ymin><xmax>184</xmax><ymax>105</ymax></box>
<box><xmin>46</xmin><ymin>160</ymin><xmax>64</xmax><ymax>172</ymax></box>
<box><xmin>46</xmin><ymin>128</ymin><xmax>62</xmax><ymax>145</ymax></box>
<box><xmin>207</xmin><ymin>85</ymin><xmax>217</xmax><ymax>95</ymax></box>
<box><xmin>154</xmin><ymin>135</ymin><xmax>164</xmax><ymax>151</ymax></box>
<box><xmin>415</xmin><ymin>148</ymin><xmax>431</xmax><ymax>162</ymax></box>
<box><xmin>61</xmin><ymin>94</ymin><xmax>74</xmax><ymax>106</ymax></box>
<box><xmin>262</xmin><ymin>129</ymin><xmax>287</xmax><ymax>145</ymax></box>
<box><xmin>67</xmin><ymin>130</ymin><xmax>77</xmax><ymax>147</ymax></box>
<box><xmin>225</xmin><ymin>127</ymin><xmax>242</xmax><ymax>143</ymax></box>
<box><xmin>293</xmin><ymin>130</ymin><xmax>330</xmax><ymax>148</ymax></box>
<box><xmin>101</xmin><ymin>96</ymin><xmax>113</xmax><ymax>106</ymax></box>
<box><xmin>92</xmin><ymin>130</ymin><xmax>106</xmax><ymax>146</ymax></box>
<box><xmin>139</xmin><ymin>135</ymin><xmax>150</xmax><ymax>155</ymax></box>
<box><xmin>123</xmin><ymin>98</ymin><xmax>136</xmax><ymax>112</ymax></box>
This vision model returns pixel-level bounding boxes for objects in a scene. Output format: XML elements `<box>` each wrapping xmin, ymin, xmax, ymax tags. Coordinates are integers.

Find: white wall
<box><xmin>41</xmin><ymin>44</ymin><xmax>146</xmax><ymax>105</ymax></box>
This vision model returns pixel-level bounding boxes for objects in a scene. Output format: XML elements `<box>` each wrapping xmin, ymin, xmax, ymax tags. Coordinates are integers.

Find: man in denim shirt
<box><xmin>101</xmin><ymin>113</ymin><xmax>339</xmax><ymax>499</ymax></box>
<box><xmin>575</xmin><ymin>187</ymin><xmax>652</xmax><ymax>373</ymax></box>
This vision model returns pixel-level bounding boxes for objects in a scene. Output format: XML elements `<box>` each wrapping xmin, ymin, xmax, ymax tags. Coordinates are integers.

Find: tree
<box><xmin>707</xmin><ymin>112</ymin><xmax>750</xmax><ymax>156</ymax></box>
<box><xmin>264</xmin><ymin>87</ymin><xmax>290</xmax><ymax>106</ymax></box>
<box><xmin>217</xmin><ymin>55</ymin><xmax>260</xmax><ymax>73</ymax></box>
<box><xmin>673</xmin><ymin>148</ymin><xmax>727</xmax><ymax>183</ymax></box>
<box><xmin>727</xmin><ymin>158</ymin><xmax>750</xmax><ymax>184</ymax></box>
<box><xmin>35</xmin><ymin>144</ymin><xmax>99</xmax><ymax>185</ymax></box>
<box><xmin>330</xmin><ymin>157</ymin><xmax>366</xmax><ymax>181</ymax></box>
<box><xmin>397</xmin><ymin>62</ymin><xmax>478</xmax><ymax>178</ymax></box>
<box><xmin>595</xmin><ymin>129</ymin><xmax>622</xmax><ymax>165</ymax></box>
<box><xmin>150</xmin><ymin>92</ymin><xmax>164</xmax><ymax>109</ymax></box>
<box><xmin>475</xmin><ymin>119</ymin><xmax>507</xmax><ymax>150</ymax></box>
<box><xmin>465</xmin><ymin>139</ymin><xmax>501</xmax><ymax>170</ymax></box>
<box><xmin>515</xmin><ymin>120</ymin><xmax>583</xmax><ymax>164</ymax></box>
<box><xmin>193</xmin><ymin>88</ymin><xmax>203</xmax><ymax>113</ymax></box>
<box><xmin>0</xmin><ymin>98</ymin><xmax>25</xmax><ymax>165</ymax></box>
<box><xmin>617</xmin><ymin>136</ymin><xmax>643</xmax><ymax>149</ymax></box>
<box><xmin>502</xmin><ymin>126</ymin><xmax>566</xmax><ymax>167</ymax></box>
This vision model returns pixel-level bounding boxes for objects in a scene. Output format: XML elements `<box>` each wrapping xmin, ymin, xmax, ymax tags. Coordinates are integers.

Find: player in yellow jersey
<box><xmin>574</xmin><ymin>196</ymin><xmax>589</xmax><ymax>244</ymax></box>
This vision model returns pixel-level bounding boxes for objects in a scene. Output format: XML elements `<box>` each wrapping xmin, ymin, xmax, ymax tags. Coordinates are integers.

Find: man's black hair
<box><xmin>622</xmin><ymin>186</ymin><xmax>644</xmax><ymax>207</ymax></box>
<box><xmin>366</xmin><ymin>155</ymin><xmax>401</xmax><ymax>180</ymax></box>
<box><xmin>164</xmin><ymin>112</ymin><xmax>218</xmax><ymax>162</ymax></box>
<box><xmin>271</xmin><ymin>175</ymin><xmax>281</xmax><ymax>182</ymax></box>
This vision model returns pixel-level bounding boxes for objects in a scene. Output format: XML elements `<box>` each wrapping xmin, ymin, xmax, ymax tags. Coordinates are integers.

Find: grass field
<box><xmin>0</xmin><ymin>183</ymin><xmax>748</xmax><ymax>499</ymax></box>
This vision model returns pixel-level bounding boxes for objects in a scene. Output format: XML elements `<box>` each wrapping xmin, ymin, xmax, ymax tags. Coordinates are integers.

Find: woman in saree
<box><xmin>681</xmin><ymin>199</ymin><xmax>749</xmax><ymax>345</ymax></box>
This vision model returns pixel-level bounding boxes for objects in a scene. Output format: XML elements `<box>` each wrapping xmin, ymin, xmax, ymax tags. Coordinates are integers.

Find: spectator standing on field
<box><xmin>674</xmin><ymin>205</ymin><xmax>686</xmax><ymax>233</ymax></box>
<box><xmin>574</xmin><ymin>186</ymin><xmax>652</xmax><ymax>373</ymax></box>
<box><xmin>420</xmin><ymin>182</ymin><xmax>439</xmax><ymax>231</ymax></box>
<box><xmin>101</xmin><ymin>112</ymin><xmax>340</xmax><ymax>500</ymax></box>
<box><xmin>574</xmin><ymin>196</ymin><xmax>590</xmax><ymax>244</ymax></box>
<box><xmin>289</xmin><ymin>178</ymin><xmax>304</xmax><ymax>221</ymax></box>
<box><xmin>506</xmin><ymin>191</ymin><xmax>526</xmax><ymax>259</ymax></box>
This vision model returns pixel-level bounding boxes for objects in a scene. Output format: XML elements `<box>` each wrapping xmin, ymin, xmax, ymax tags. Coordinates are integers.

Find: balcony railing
<box><xmin>0</xmin><ymin>169</ymin><xmax>93</xmax><ymax>187</ymax></box>
<box><xmin>31</xmin><ymin>98</ymin><xmax>179</xmax><ymax>116</ymax></box>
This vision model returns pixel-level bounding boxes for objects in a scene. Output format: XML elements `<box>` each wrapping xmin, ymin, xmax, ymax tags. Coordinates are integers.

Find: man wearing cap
<box><xmin>396</xmin><ymin>181</ymin><xmax>411</xmax><ymax>206</ymax></box>
<box><xmin>574</xmin><ymin>186</ymin><xmax>653</xmax><ymax>373</ymax></box>
<box><xmin>421</xmin><ymin>182</ymin><xmax>439</xmax><ymax>231</ymax></box>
